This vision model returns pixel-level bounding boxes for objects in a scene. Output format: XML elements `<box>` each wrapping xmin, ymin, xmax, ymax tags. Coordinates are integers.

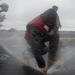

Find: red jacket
<box><xmin>26</xmin><ymin>16</ymin><xmax>51</xmax><ymax>34</ymax></box>
<box><xmin>25</xmin><ymin>16</ymin><xmax>51</xmax><ymax>39</ymax></box>
<box><xmin>25</xmin><ymin>8</ymin><xmax>61</xmax><ymax>39</ymax></box>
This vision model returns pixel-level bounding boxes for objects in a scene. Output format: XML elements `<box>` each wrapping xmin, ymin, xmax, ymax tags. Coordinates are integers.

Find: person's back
<box><xmin>40</xmin><ymin>8</ymin><xmax>57</xmax><ymax>25</ymax></box>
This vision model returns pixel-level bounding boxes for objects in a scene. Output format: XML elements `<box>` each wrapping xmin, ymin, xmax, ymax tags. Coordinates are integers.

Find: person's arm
<box><xmin>47</xmin><ymin>26</ymin><xmax>58</xmax><ymax>36</ymax></box>
<box><xmin>47</xmin><ymin>15</ymin><xmax>61</xmax><ymax>36</ymax></box>
<box><xmin>56</xmin><ymin>15</ymin><xmax>62</xmax><ymax>29</ymax></box>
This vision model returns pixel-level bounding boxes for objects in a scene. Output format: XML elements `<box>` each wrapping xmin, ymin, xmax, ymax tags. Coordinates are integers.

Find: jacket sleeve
<box><xmin>52</xmin><ymin>15</ymin><xmax>61</xmax><ymax>33</ymax></box>
<box><xmin>56</xmin><ymin>15</ymin><xmax>61</xmax><ymax>29</ymax></box>
<box><xmin>52</xmin><ymin>26</ymin><xmax>59</xmax><ymax>34</ymax></box>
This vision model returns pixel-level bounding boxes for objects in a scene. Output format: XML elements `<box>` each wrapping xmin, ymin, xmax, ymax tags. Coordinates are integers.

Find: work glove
<box><xmin>41</xmin><ymin>67</ymin><xmax>48</xmax><ymax>74</ymax></box>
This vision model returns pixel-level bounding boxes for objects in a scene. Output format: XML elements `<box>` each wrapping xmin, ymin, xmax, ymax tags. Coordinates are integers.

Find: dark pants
<box><xmin>25</xmin><ymin>25</ymin><xmax>59</xmax><ymax>68</ymax></box>
<box><xmin>44</xmin><ymin>33</ymin><xmax>59</xmax><ymax>61</ymax></box>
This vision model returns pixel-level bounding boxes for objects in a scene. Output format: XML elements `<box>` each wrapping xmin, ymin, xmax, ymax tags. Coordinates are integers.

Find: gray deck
<box><xmin>0</xmin><ymin>31</ymin><xmax>75</xmax><ymax>75</ymax></box>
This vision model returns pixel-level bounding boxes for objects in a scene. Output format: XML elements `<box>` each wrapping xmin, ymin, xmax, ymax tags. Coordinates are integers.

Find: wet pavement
<box><xmin>0</xmin><ymin>31</ymin><xmax>75</xmax><ymax>75</ymax></box>
<box><xmin>0</xmin><ymin>45</ymin><xmax>43</xmax><ymax>75</ymax></box>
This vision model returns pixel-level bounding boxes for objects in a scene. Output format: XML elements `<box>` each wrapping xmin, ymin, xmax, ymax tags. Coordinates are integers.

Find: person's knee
<box><xmin>42</xmin><ymin>46</ymin><xmax>48</xmax><ymax>55</ymax></box>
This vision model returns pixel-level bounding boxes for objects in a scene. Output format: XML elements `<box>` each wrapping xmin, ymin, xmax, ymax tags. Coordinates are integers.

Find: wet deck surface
<box><xmin>0</xmin><ymin>31</ymin><xmax>75</xmax><ymax>75</ymax></box>
<box><xmin>0</xmin><ymin>45</ymin><xmax>43</xmax><ymax>75</ymax></box>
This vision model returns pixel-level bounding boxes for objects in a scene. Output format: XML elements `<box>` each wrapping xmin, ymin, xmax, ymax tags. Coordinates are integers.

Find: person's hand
<box><xmin>41</xmin><ymin>67</ymin><xmax>48</xmax><ymax>74</ymax></box>
<box><xmin>47</xmin><ymin>30</ymin><xmax>55</xmax><ymax>36</ymax></box>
